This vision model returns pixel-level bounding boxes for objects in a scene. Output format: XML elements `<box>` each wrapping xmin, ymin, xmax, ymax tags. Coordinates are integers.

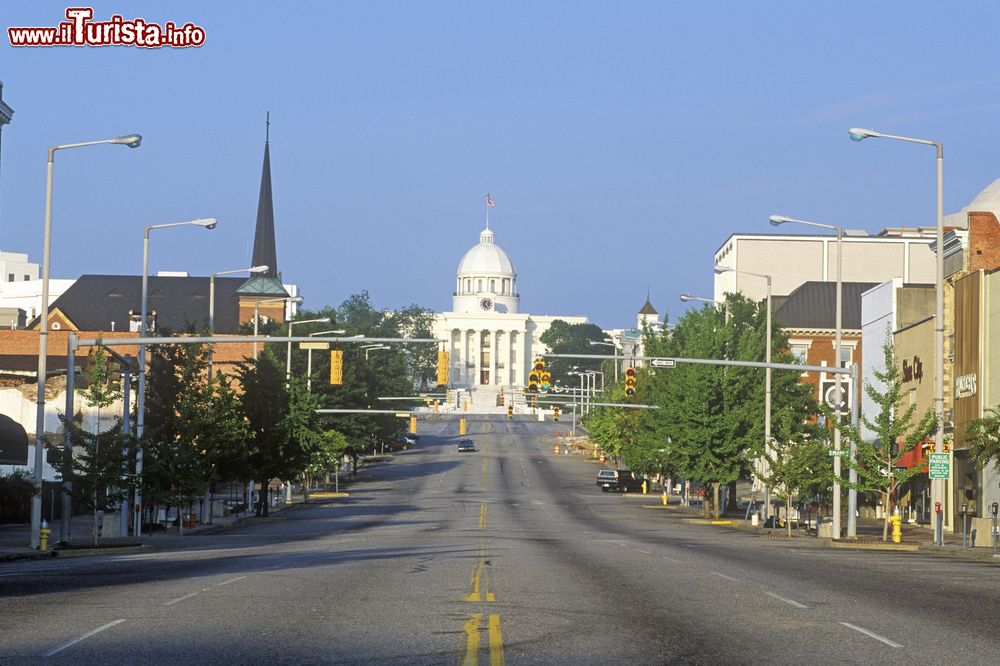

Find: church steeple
<box><xmin>251</xmin><ymin>112</ymin><xmax>278</xmax><ymax>279</ymax></box>
<box><xmin>238</xmin><ymin>113</ymin><xmax>288</xmax><ymax>302</ymax></box>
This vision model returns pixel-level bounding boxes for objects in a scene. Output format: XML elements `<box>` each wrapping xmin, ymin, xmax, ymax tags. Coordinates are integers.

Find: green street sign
<box><xmin>928</xmin><ymin>453</ymin><xmax>950</xmax><ymax>479</ymax></box>
<box><xmin>828</xmin><ymin>449</ymin><xmax>849</xmax><ymax>458</ymax></box>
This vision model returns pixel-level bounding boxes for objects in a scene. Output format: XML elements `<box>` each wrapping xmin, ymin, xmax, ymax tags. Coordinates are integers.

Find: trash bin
<box><xmin>182</xmin><ymin>513</ymin><xmax>196</xmax><ymax>528</ymax></box>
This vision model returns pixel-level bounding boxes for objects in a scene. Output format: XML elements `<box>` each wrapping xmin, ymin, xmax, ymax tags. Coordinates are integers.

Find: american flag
<box><xmin>485</xmin><ymin>193</ymin><xmax>495</xmax><ymax>208</ymax></box>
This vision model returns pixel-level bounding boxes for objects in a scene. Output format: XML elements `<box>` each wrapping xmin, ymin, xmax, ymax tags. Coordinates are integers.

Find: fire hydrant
<box><xmin>642</xmin><ymin>480</ymin><xmax>648</xmax><ymax>495</ymax></box>
<box><xmin>890</xmin><ymin>513</ymin><xmax>902</xmax><ymax>544</ymax></box>
<box><xmin>39</xmin><ymin>519</ymin><xmax>51</xmax><ymax>552</ymax></box>
<box><xmin>662</xmin><ymin>490</ymin><xmax>668</xmax><ymax>506</ymax></box>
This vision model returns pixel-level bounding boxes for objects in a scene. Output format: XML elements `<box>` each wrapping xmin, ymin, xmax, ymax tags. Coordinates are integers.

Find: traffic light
<box><xmin>532</xmin><ymin>359</ymin><xmax>551</xmax><ymax>393</ymax></box>
<box><xmin>330</xmin><ymin>350</ymin><xmax>343</xmax><ymax>385</ymax></box>
<box><xmin>437</xmin><ymin>351</ymin><xmax>450</xmax><ymax>385</ymax></box>
<box><xmin>624</xmin><ymin>366</ymin><xmax>637</xmax><ymax>397</ymax></box>
<box><xmin>507</xmin><ymin>405</ymin><xmax>513</xmax><ymax>420</ymax></box>
<box><xmin>553</xmin><ymin>406</ymin><xmax>560</xmax><ymax>422</ymax></box>
<box><xmin>528</xmin><ymin>358</ymin><xmax>542</xmax><ymax>393</ymax></box>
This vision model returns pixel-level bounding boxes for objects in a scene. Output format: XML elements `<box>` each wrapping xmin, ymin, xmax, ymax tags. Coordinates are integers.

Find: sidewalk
<box><xmin>0</xmin><ymin>497</ymin><xmax>306</xmax><ymax>562</ymax></box>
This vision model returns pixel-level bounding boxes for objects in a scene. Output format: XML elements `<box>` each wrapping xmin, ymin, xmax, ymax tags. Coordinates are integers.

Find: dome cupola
<box><xmin>453</xmin><ymin>226</ymin><xmax>519</xmax><ymax>314</ymax></box>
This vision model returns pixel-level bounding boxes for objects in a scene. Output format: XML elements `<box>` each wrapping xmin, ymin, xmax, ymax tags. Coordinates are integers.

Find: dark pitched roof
<box><xmin>638</xmin><ymin>298</ymin><xmax>658</xmax><ymax>315</ymax></box>
<box><xmin>30</xmin><ymin>275</ymin><xmax>251</xmax><ymax>334</ymax></box>
<box><xmin>774</xmin><ymin>281</ymin><xmax>880</xmax><ymax>330</ymax></box>
<box><xmin>250</xmin><ymin>138</ymin><xmax>278</xmax><ymax>279</ymax></box>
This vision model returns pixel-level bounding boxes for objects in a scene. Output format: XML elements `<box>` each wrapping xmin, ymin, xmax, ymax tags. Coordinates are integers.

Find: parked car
<box><xmin>457</xmin><ymin>439</ymin><xmax>475</xmax><ymax>452</ymax></box>
<box><xmin>385</xmin><ymin>438</ymin><xmax>409</xmax><ymax>452</ymax></box>
<box><xmin>403</xmin><ymin>434</ymin><xmax>419</xmax><ymax>446</ymax></box>
<box><xmin>596</xmin><ymin>468</ymin><xmax>645</xmax><ymax>493</ymax></box>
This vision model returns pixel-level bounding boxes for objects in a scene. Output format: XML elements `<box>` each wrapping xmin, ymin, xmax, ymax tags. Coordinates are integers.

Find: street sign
<box><xmin>928</xmin><ymin>453</ymin><xmax>950</xmax><ymax>479</ymax></box>
<box><xmin>828</xmin><ymin>449</ymin><xmax>849</xmax><ymax>458</ymax></box>
<box><xmin>299</xmin><ymin>341</ymin><xmax>330</xmax><ymax>350</ymax></box>
<box><xmin>649</xmin><ymin>358</ymin><xmax>675</xmax><ymax>368</ymax></box>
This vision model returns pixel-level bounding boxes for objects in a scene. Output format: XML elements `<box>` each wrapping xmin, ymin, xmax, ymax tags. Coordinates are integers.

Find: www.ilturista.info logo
<box><xmin>8</xmin><ymin>7</ymin><xmax>205</xmax><ymax>48</ymax></box>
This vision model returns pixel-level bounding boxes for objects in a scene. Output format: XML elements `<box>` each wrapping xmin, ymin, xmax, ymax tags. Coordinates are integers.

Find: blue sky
<box><xmin>2</xmin><ymin>2</ymin><xmax>1000</xmax><ymax>328</ymax></box>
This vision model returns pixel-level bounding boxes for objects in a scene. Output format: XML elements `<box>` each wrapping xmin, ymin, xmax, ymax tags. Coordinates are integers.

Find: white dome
<box><xmin>457</xmin><ymin>227</ymin><xmax>515</xmax><ymax>276</ymax></box>
<box><xmin>945</xmin><ymin>177</ymin><xmax>1000</xmax><ymax>229</ymax></box>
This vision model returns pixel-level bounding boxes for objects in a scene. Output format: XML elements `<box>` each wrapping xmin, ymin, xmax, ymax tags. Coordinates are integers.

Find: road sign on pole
<box><xmin>928</xmin><ymin>453</ymin><xmax>950</xmax><ymax>479</ymax></box>
<box><xmin>828</xmin><ymin>449</ymin><xmax>849</xmax><ymax>458</ymax></box>
<box><xmin>649</xmin><ymin>358</ymin><xmax>676</xmax><ymax>368</ymax></box>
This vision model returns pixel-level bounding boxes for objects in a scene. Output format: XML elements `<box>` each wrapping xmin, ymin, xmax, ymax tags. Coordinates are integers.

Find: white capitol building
<box><xmin>432</xmin><ymin>225</ymin><xmax>588</xmax><ymax>400</ymax></box>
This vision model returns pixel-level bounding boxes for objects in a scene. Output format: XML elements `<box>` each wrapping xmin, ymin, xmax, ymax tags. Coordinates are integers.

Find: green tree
<box><xmin>835</xmin><ymin>336</ymin><xmax>936</xmax><ymax>541</ymax></box>
<box><xmin>966</xmin><ymin>406</ymin><xmax>1000</xmax><ymax>470</ymax></box>
<box><xmin>540</xmin><ymin>320</ymin><xmax>608</xmax><ymax>387</ymax></box>
<box><xmin>72</xmin><ymin>347</ymin><xmax>126</xmax><ymax>544</ymax></box>
<box><xmin>302</xmin><ymin>429</ymin><xmax>349</xmax><ymax>500</ymax></box>
<box><xmin>757</xmin><ymin>412</ymin><xmax>829</xmax><ymax>535</ymax></box>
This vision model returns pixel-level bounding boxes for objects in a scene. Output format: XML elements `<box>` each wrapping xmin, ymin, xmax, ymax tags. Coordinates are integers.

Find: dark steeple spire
<box><xmin>238</xmin><ymin>113</ymin><xmax>288</xmax><ymax>298</ymax></box>
<box><xmin>251</xmin><ymin>111</ymin><xmax>278</xmax><ymax>278</ymax></box>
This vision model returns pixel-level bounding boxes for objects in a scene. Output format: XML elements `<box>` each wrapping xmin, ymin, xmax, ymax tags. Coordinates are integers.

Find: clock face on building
<box><xmin>480</xmin><ymin>298</ymin><xmax>494</xmax><ymax>311</ymax></box>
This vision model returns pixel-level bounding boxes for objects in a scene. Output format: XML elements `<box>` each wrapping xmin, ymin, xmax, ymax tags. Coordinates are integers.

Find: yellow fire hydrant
<box><xmin>39</xmin><ymin>519</ymin><xmax>51</xmax><ymax>551</ymax></box>
<box><xmin>662</xmin><ymin>490</ymin><xmax>668</xmax><ymax>506</ymax></box>
<box><xmin>642</xmin><ymin>480</ymin><xmax>648</xmax><ymax>495</ymax></box>
<box><xmin>890</xmin><ymin>513</ymin><xmax>902</xmax><ymax>544</ymax></box>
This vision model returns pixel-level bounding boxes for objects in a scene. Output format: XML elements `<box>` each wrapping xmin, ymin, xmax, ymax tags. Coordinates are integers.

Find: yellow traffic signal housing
<box><xmin>330</xmin><ymin>350</ymin><xmax>343</xmax><ymax>385</ymax></box>
<box><xmin>527</xmin><ymin>370</ymin><xmax>540</xmax><ymax>393</ymax></box>
<box><xmin>437</xmin><ymin>351</ymin><xmax>450</xmax><ymax>385</ymax></box>
<box><xmin>533</xmin><ymin>359</ymin><xmax>545</xmax><ymax>373</ymax></box>
<box><xmin>553</xmin><ymin>406</ymin><xmax>560</xmax><ymax>422</ymax></box>
<box><xmin>507</xmin><ymin>405</ymin><xmax>513</xmax><ymax>420</ymax></box>
<box><xmin>624</xmin><ymin>366</ymin><xmax>637</xmax><ymax>397</ymax></box>
<box><xmin>540</xmin><ymin>371</ymin><xmax>551</xmax><ymax>393</ymax></box>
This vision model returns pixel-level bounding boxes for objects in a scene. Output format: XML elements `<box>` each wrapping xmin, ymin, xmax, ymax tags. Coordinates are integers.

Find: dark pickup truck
<box><xmin>596</xmin><ymin>469</ymin><xmax>645</xmax><ymax>493</ymax></box>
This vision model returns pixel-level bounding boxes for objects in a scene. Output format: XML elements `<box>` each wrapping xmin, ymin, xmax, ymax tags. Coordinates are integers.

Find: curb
<box><xmin>830</xmin><ymin>539</ymin><xmax>920</xmax><ymax>552</ymax></box>
<box><xmin>1</xmin><ymin>550</ymin><xmax>59</xmax><ymax>563</ymax></box>
<box><xmin>682</xmin><ymin>518</ymin><xmax>736</xmax><ymax>526</ymax></box>
<box><xmin>55</xmin><ymin>545</ymin><xmax>146</xmax><ymax>558</ymax></box>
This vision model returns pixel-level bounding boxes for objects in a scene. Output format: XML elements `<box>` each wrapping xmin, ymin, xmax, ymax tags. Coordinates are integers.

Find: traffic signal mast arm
<box><xmin>541</xmin><ymin>353</ymin><xmax>855</xmax><ymax>376</ymax></box>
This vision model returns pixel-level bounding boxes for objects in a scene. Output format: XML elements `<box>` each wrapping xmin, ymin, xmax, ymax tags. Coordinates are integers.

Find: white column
<box><xmin>460</xmin><ymin>329</ymin><xmax>468</xmax><ymax>386</ymax></box>
<box><xmin>489</xmin><ymin>329</ymin><xmax>498</xmax><ymax>386</ymax></box>
<box><xmin>474</xmin><ymin>330</ymin><xmax>482</xmax><ymax>386</ymax></box>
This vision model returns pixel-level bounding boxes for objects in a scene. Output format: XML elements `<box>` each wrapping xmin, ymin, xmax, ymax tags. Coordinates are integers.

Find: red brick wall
<box><xmin>790</xmin><ymin>332</ymin><xmax>863</xmax><ymax>412</ymax></box>
<box><xmin>968</xmin><ymin>212</ymin><xmax>1000</xmax><ymax>273</ymax></box>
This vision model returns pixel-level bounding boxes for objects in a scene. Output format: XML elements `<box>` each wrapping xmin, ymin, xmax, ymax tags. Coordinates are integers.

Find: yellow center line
<box><xmin>479</xmin><ymin>502</ymin><xmax>487</xmax><ymax>529</ymax></box>
<box><xmin>462</xmin><ymin>614</ymin><xmax>482</xmax><ymax>666</ymax></box>
<box><xmin>488</xmin><ymin>614</ymin><xmax>504</xmax><ymax>666</ymax></box>
<box><xmin>466</xmin><ymin>544</ymin><xmax>496</xmax><ymax>602</ymax></box>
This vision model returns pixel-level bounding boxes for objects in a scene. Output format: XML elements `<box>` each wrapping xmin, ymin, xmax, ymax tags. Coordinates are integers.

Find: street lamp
<box><xmin>770</xmin><ymin>214</ymin><xmax>852</xmax><ymax>538</ymax></box>
<box><xmin>134</xmin><ymin>218</ymin><xmax>217</xmax><ymax>537</ymax></box>
<box><xmin>208</xmin><ymin>265</ymin><xmax>268</xmax><ymax>379</ymax></box>
<box><xmin>849</xmin><ymin>126</ymin><xmax>946</xmax><ymax>546</ymax></box>
<box><xmin>680</xmin><ymin>293</ymin><xmax>729</xmax><ymax>321</ymax></box>
<box><xmin>363</xmin><ymin>344</ymin><xmax>390</xmax><ymax>361</ymax></box>
<box><xmin>253</xmin><ymin>296</ymin><xmax>303</xmax><ymax>359</ymax></box>
<box><xmin>286</xmin><ymin>317</ymin><xmax>331</xmax><ymax>380</ymax></box>
<box><xmin>589</xmin><ymin>340</ymin><xmax>619</xmax><ymax>382</ymax></box>
<box><xmin>34</xmin><ymin>133</ymin><xmax>141</xmax><ymax>548</ymax></box>
<box><xmin>306</xmin><ymin>329</ymin><xmax>346</xmax><ymax>391</ymax></box>
<box><xmin>714</xmin><ymin>263</ymin><xmax>773</xmax><ymax>522</ymax></box>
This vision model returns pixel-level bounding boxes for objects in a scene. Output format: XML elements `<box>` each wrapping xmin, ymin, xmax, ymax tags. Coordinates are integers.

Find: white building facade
<box><xmin>432</xmin><ymin>226</ymin><xmax>587</xmax><ymax>395</ymax></box>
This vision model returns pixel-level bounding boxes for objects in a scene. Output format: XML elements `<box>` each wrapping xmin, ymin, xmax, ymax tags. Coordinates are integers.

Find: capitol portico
<box><xmin>432</xmin><ymin>226</ymin><xmax>587</xmax><ymax>396</ymax></box>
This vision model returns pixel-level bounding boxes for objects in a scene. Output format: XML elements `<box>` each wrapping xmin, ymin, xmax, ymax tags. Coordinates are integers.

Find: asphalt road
<box><xmin>3</xmin><ymin>414</ymin><xmax>1000</xmax><ymax>664</ymax></box>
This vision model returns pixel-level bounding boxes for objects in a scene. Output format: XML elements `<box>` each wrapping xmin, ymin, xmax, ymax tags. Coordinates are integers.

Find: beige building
<box><xmin>714</xmin><ymin>228</ymin><xmax>937</xmax><ymax>303</ymax></box>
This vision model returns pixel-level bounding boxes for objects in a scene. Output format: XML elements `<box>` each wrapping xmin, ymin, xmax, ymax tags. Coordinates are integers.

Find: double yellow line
<box><xmin>462</xmin><ymin>614</ymin><xmax>503</xmax><ymax>666</ymax></box>
<box><xmin>461</xmin><ymin>450</ymin><xmax>503</xmax><ymax>664</ymax></box>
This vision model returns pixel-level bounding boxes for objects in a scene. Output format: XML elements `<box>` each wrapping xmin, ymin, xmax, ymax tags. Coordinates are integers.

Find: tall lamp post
<box><xmin>208</xmin><ymin>265</ymin><xmax>268</xmax><ymax>379</ymax></box>
<box><xmin>285</xmin><ymin>317</ymin><xmax>331</xmax><ymax>380</ymax></box>
<box><xmin>135</xmin><ymin>218</ymin><xmax>217</xmax><ymax>537</ymax></box>
<box><xmin>306</xmin><ymin>329</ymin><xmax>346</xmax><ymax>391</ymax></box>
<box><xmin>253</xmin><ymin>296</ymin><xmax>303</xmax><ymax>359</ymax></box>
<box><xmin>714</xmin><ymin>264</ymin><xmax>772</xmax><ymax>522</ymax></box>
<box><xmin>33</xmin><ymin>133</ymin><xmax>141</xmax><ymax>549</ymax></box>
<box><xmin>849</xmin><ymin>126</ymin><xmax>945</xmax><ymax>546</ymax></box>
<box><xmin>770</xmin><ymin>215</ymin><xmax>852</xmax><ymax>538</ymax></box>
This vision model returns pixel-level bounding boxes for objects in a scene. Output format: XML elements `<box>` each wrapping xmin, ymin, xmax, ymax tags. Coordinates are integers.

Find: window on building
<box><xmin>791</xmin><ymin>345</ymin><xmax>808</xmax><ymax>364</ymax></box>
<box><xmin>478</xmin><ymin>279</ymin><xmax>483</xmax><ymax>292</ymax></box>
<box><xmin>465</xmin><ymin>278</ymin><xmax>471</xmax><ymax>292</ymax></box>
<box><xmin>503</xmin><ymin>278</ymin><xmax>510</xmax><ymax>295</ymax></box>
<box><xmin>839</xmin><ymin>346</ymin><xmax>853</xmax><ymax>366</ymax></box>
<box><xmin>23</xmin><ymin>275</ymin><xmax>30</xmax><ymax>281</ymax></box>
<box><xmin>490</xmin><ymin>279</ymin><xmax>496</xmax><ymax>293</ymax></box>
<box><xmin>6</xmin><ymin>274</ymin><xmax>13</xmax><ymax>282</ymax></box>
